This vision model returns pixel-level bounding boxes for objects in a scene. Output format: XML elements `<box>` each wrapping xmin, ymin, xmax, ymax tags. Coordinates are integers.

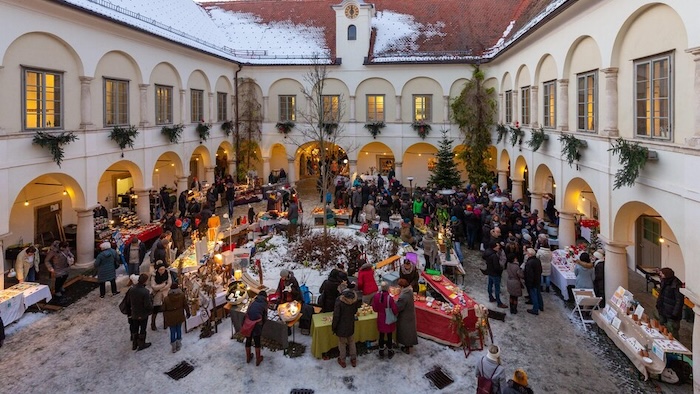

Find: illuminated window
<box><xmin>505</xmin><ymin>90</ymin><xmax>512</xmax><ymax>124</ymax></box>
<box><xmin>520</xmin><ymin>86</ymin><xmax>530</xmax><ymax>125</ymax></box>
<box><xmin>155</xmin><ymin>85</ymin><xmax>173</xmax><ymax>125</ymax></box>
<box><xmin>279</xmin><ymin>95</ymin><xmax>296</xmax><ymax>121</ymax></box>
<box><xmin>413</xmin><ymin>95</ymin><xmax>432</xmax><ymax>122</ymax></box>
<box><xmin>191</xmin><ymin>89</ymin><xmax>204</xmax><ymax>122</ymax></box>
<box><xmin>23</xmin><ymin>68</ymin><xmax>62</xmax><ymax>130</ymax></box>
<box><xmin>635</xmin><ymin>53</ymin><xmax>672</xmax><ymax>140</ymax></box>
<box><xmin>366</xmin><ymin>95</ymin><xmax>385</xmax><ymax>122</ymax></box>
<box><xmin>576</xmin><ymin>71</ymin><xmax>597</xmax><ymax>132</ymax></box>
<box><xmin>104</xmin><ymin>78</ymin><xmax>128</xmax><ymax>126</ymax></box>
<box><xmin>322</xmin><ymin>95</ymin><xmax>340</xmax><ymax>122</ymax></box>
<box><xmin>542</xmin><ymin>80</ymin><xmax>556</xmax><ymax>128</ymax></box>
<box><xmin>217</xmin><ymin>92</ymin><xmax>227</xmax><ymax>122</ymax></box>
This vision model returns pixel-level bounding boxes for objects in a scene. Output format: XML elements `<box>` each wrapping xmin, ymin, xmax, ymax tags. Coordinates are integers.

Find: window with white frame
<box><xmin>413</xmin><ymin>95</ymin><xmax>432</xmax><ymax>122</ymax></box>
<box><xmin>217</xmin><ymin>92</ymin><xmax>227</xmax><ymax>122</ymax></box>
<box><xmin>23</xmin><ymin>68</ymin><xmax>63</xmax><ymax>129</ymax></box>
<box><xmin>155</xmin><ymin>85</ymin><xmax>173</xmax><ymax>125</ymax></box>
<box><xmin>322</xmin><ymin>95</ymin><xmax>340</xmax><ymax>122</ymax></box>
<box><xmin>191</xmin><ymin>89</ymin><xmax>204</xmax><ymax>122</ymax></box>
<box><xmin>635</xmin><ymin>53</ymin><xmax>672</xmax><ymax>139</ymax></box>
<box><xmin>505</xmin><ymin>90</ymin><xmax>512</xmax><ymax>124</ymax></box>
<box><xmin>104</xmin><ymin>78</ymin><xmax>128</xmax><ymax>126</ymax></box>
<box><xmin>542</xmin><ymin>80</ymin><xmax>556</xmax><ymax>128</ymax></box>
<box><xmin>279</xmin><ymin>95</ymin><xmax>296</xmax><ymax>122</ymax></box>
<box><xmin>521</xmin><ymin>86</ymin><xmax>531</xmax><ymax>125</ymax></box>
<box><xmin>367</xmin><ymin>95</ymin><xmax>385</xmax><ymax>122</ymax></box>
<box><xmin>577</xmin><ymin>71</ymin><xmax>597</xmax><ymax>132</ymax></box>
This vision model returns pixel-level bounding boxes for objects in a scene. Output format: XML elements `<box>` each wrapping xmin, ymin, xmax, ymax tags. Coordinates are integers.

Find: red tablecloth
<box><xmin>123</xmin><ymin>224</ymin><xmax>162</xmax><ymax>244</ymax></box>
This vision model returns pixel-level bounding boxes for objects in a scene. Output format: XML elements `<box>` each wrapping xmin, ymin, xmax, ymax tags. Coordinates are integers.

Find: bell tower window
<box><xmin>348</xmin><ymin>25</ymin><xmax>357</xmax><ymax>41</ymax></box>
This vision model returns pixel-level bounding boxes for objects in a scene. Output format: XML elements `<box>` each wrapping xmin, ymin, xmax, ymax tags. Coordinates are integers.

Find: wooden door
<box><xmin>636</xmin><ymin>216</ymin><xmax>661</xmax><ymax>268</ymax></box>
<box><xmin>34</xmin><ymin>202</ymin><xmax>62</xmax><ymax>246</ymax></box>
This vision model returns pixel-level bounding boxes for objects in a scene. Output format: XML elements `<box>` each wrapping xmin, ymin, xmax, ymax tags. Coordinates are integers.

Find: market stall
<box><xmin>0</xmin><ymin>282</ymin><xmax>52</xmax><ymax>326</ymax></box>
<box><xmin>550</xmin><ymin>249</ymin><xmax>577</xmax><ymax>300</ymax></box>
<box><xmin>311</xmin><ymin>207</ymin><xmax>351</xmax><ymax>226</ymax></box>
<box><xmin>310</xmin><ymin>307</ymin><xmax>379</xmax><ymax>359</ymax></box>
<box><xmin>230</xmin><ymin>306</ymin><xmax>289</xmax><ymax>349</ymax></box>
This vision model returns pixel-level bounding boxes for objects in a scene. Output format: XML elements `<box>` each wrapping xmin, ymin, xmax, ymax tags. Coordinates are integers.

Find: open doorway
<box><xmin>35</xmin><ymin>201</ymin><xmax>62</xmax><ymax>247</ymax></box>
<box><xmin>636</xmin><ymin>215</ymin><xmax>661</xmax><ymax>269</ymax></box>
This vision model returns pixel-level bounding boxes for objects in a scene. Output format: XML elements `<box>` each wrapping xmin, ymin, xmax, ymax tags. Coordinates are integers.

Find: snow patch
<box><xmin>372</xmin><ymin>11</ymin><xmax>446</xmax><ymax>56</ymax></box>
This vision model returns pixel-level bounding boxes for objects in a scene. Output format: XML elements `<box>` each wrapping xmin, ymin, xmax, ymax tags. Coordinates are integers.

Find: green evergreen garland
<box><xmin>109</xmin><ymin>125</ymin><xmax>139</xmax><ymax>157</ymax></box>
<box><xmin>608</xmin><ymin>138</ymin><xmax>650</xmax><ymax>189</ymax></box>
<box><xmin>32</xmin><ymin>131</ymin><xmax>78</xmax><ymax>168</ymax></box>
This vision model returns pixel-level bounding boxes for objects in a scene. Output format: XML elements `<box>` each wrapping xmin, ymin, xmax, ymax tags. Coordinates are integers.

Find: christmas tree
<box><xmin>428</xmin><ymin>130</ymin><xmax>463</xmax><ymax>189</ymax></box>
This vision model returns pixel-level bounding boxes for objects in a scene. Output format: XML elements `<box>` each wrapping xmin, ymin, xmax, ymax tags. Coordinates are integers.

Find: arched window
<box><xmin>348</xmin><ymin>25</ymin><xmax>357</xmax><ymax>41</ymax></box>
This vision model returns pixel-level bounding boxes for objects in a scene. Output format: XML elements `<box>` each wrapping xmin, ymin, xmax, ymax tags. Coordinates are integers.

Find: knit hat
<box><xmin>593</xmin><ymin>249</ymin><xmax>605</xmax><ymax>261</ymax></box>
<box><xmin>280</xmin><ymin>269</ymin><xmax>290</xmax><ymax>278</ymax></box>
<box><xmin>513</xmin><ymin>369</ymin><xmax>528</xmax><ymax>387</ymax></box>
<box><xmin>258</xmin><ymin>290</ymin><xmax>267</xmax><ymax>298</ymax></box>
<box><xmin>451</xmin><ymin>216</ymin><xmax>458</xmax><ymax>222</ymax></box>
<box><xmin>486</xmin><ymin>345</ymin><xmax>500</xmax><ymax>362</ymax></box>
<box><xmin>380</xmin><ymin>281</ymin><xmax>390</xmax><ymax>291</ymax></box>
<box><xmin>100</xmin><ymin>242</ymin><xmax>111</xmax><ymax>250</ymax></box>
<box><xmin>466</xmin><ymin>205</ymin><xmax>473</xmax><ymax>211</ymax></box>
<box><xmin>175</xmin><ymin>219</ymin><xmax>182</xmax><ymax>227</ymax></box>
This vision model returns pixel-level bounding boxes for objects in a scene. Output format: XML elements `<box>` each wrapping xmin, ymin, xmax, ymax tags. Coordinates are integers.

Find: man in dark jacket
<box><xmin>319</xmin><ymin>270</ymin><xmax>343</xmax><ymax>313</ymax></box>
<box><xmin>127</xmin><ymin>273</ymin><xmax>154</xmax><ymax>350</ymax></box>
<box><xmin>178</xmin><ymin>190</ymin><xmax>188</xmax><ymax>219</ymax></box>
<box><xmin>332</xmin><ymin>289</ymin><xmax>362</xmax><ymax>368</ymax></box>
<box><xmin>483</xmin><ymin>242</ymin><xmax>507</xmax><ymax>308</ymax></box>
<box><xmin>225</xmin><ymin>183</ymin><xmax>236</xmax><ymax>218</ymax></box>
<box><xmin>524</xmin><ymin>248</ymin><xmax>543</xmax><ymax>315</ymax></box>
<box><xmin>655</xmin><ymin>267</ymin><xmax>684</xmax><ymax>339</ymax></box>
<box><xmin>351</xmin><ymin>187</ymin><xmax>362</xmax><ymax>224</ymax></box>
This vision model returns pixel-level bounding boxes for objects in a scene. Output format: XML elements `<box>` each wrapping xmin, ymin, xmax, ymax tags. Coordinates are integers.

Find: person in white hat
<box><xmin>476</xmin><ymin>345</ymin><xmax>507</xmax><ymax>393</ymax></box>
<box><xmin>94</xmin><ymin>241</ymin><xmax>120</xmax><ymax>298</ymax></box>
<box><xmin>593</xmin><ymin>249</ymin><xmax>606</xmax><ymax>303</ymax></box>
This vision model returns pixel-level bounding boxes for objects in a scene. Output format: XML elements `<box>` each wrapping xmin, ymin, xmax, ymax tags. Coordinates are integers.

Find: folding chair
<box><xmin>570</xmin><ymin>288</ymin><xmax>603</xmax><ymax>331</ymax></box>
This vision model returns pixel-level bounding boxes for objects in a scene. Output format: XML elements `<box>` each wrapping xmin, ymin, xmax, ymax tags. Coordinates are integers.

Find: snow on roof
<box><xmin>371</xmin><ymin>11</ymin><xmax>445</xmax><ymax>55</ymax></box>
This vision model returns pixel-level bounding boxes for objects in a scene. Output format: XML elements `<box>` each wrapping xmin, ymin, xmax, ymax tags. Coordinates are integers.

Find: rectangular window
<box><xmin>577</xmin><ymin>71</ymin><xmax>597</xmax><ymax>132</ymax></box>
<box><xmin>216</xmin><ymin>92</ymin><xmax>227</xmax><ymax>122</ymax></box>
<box><xmin>366</xmin><ymin>95</ymin><xmax>385</xmax><ymax>122</ymax></box>
<box><xmin>191</xmin><ymin>89</ymin><xmax>204</xmax><ymax>122</ymax></box>
<box><xmin>635</xmin><ymin>53</ymin><xmax>672</xmax><ymax>139</ymax></box>
<box><xmin>521</xmin><ymin>86</ymin><xmax>531</xmax><ymax>125</ymax></box>
<box><xmin>413</xmin><ymin>95</ymin><xmax>432</xmax><ymax>122</ymax></box>
<box><xmin>104</xmin><ymin>78</ymin><xmax>129</xmax><ymax>126</ymax></box>
<box><xmin>322</xmin><ymin>95</ymin><xmax>340</xmax><ymax>122</ymax></box>
<box><xmin>23</xmin><ymin>68</ymin><xmax>63</xmax><ymax>129</ymax></box>
<box><xmin>155</xmin><ymin>85</ymin><xmax>173</xmax><ymax>125</ymax></box>
<box><xmin>279</xmin><ymin>95</ymin><xmax>296</xmax><ymax>122</ymax></box>
<box><xmin>542</xmin><ymin>80</ymin><xmax>556</xmax><ymax>128</ymax></box>
<box><xmin>505</xmin><ymin>90</ymin><xmax>512</xmax><ymax>124</ymax></box>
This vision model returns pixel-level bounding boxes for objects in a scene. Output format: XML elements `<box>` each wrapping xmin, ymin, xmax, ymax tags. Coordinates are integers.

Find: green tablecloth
<box><xmin>310</xmin><ymin>311</ymin><xmax>379</xmax><ymax>359</ymax></box>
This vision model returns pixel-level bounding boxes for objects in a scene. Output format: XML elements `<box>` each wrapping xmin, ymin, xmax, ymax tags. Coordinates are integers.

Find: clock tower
<box><xmin>332</xmin><ymin>0</ymin><xmax>374</xmax><ymax>68</ymax></box>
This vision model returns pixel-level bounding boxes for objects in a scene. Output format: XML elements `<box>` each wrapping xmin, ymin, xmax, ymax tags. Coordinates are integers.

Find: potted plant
<box><xmin>196</xmin><ymin>120</ymin><xmax>211</xmax><ymax>143</ymax></box>
<box><xmin>496</xmin><ymin>123</ymin><xmax>508</xmax><ymax>144</ymax></box>
<box><xmin>364</xmin><ymin>121</ymin><xmax>386</xmax><ymax>139</ymax></box>
<box><xmin>275</xmin><ymin>121</ymin><xmax>295</xmax><ymax>137</ymax></box>
<box><xmin>608</xmin><ymin>138</ymin><xmax>657</xmax><ymax>189</ymax></box>
<box><xmin>559</xmin><ymin>133</ymin><xmax>587</xmax><ymax>169</ymax></box>
<box><xmin>411</xmin><ymin>120</ymin><xmax>431</xmax><ymax>139</ymax></box>
<box><xmin>32</xmin><ymin>131</ymin><xmax>78</xmax><ymax>168</ymax></box>
<box><xmin>509</xmin><ymin>122</ymin><xmax>524</xmax><ymax>149</ymax></box>
<box><xmin>527</xmin><ymin>127</ymin><xmax>549</xmax><ymax>152</ymax></box>
<box><xmin>161</xmin><ymin>124</ymin><xmax>185</xmax><ymax>144</ymax></box>
<box><xmin>109</xmin><ymin>125</ymin><xmax>139</xmax><ymax>157</ymax></box>
<box><xmin>221</xmin><ymin>120</ymin><xmax>234</xmax><ymax>136</ymax></box>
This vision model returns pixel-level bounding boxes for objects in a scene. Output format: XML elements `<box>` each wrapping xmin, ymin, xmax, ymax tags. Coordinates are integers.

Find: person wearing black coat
<box><xmin>178</xmin><ymin>191</ymin><xmax>188</xmax><ymax>219</ymax></box>
<box><xmin>245</xmin><ymin>291</ymin><xmax>268</xmax><ymax>366</ymax></box>
<box><xmin>655</xmin><ymin>267</ymin><xmax>684</xmax><ymax>339</ymax></box>
<box><xmin>126</xmin><ymin>274</ymin><xmax>154</xmax><ymax>350</ymax></box>
<box><xmin>483</xmin><ymin>242</ymin><xmax>507</xmax><ymax>308</ymax></box>
<box><xmin>319</xmin><ymin>270</ymin><xmax>343</xmax><ymax>313</ymax></box>
<box><xmin>332</xmin><ymin>289</ymin><xmax>362</xmax><ymax>368</ymax></box>
<box><xmin>524</xmin><ymin>248</ymin><xmax>543</xmax><ymax>315</ymax></box>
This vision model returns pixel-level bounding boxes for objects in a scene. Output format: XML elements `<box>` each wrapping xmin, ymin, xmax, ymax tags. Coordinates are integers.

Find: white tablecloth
<box><xmin>20</xmin><ymin>284</ymin><xmax>52</xmax><ymax>307</ymax></box>
<box><xmin>439</xmin><ymin>252</ymin><xmax>465</xmax><ymax>275</ymax></box>
<box><xmin>550</xmin><ymin>250</ymin><xmax>576</xmax><ymax>300</ymax></box>
<box><xmin>360</xmin><ymin>175</ymin><xmax>388</xmax><ymax>184</ymax></box>
<box><xmin>0</xmin><ymin>292</ymin><xmax>24</xmax><ymax>327</ymax></box>
<box><xmin>185</xmin><ymin>291</ymin><xmax>227</xmax><ymax>332</ymax></box>
<box><xmin>0</xmin><ymin>283</ymin><xmax>52</xmax><ymax>326</ymax></box>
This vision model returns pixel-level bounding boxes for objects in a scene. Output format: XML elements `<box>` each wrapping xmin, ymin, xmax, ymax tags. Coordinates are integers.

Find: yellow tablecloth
<box><xmin>310</xmin><ymin>311</ymin><xmax>379</xmax><ymax>359</ymax></box>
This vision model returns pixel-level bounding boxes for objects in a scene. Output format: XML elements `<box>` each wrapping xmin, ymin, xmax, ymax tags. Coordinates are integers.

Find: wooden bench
<box><xmin>375</xmin><ymin>255</ymin><xmax>400</xmax><ymax>270</ymax></box>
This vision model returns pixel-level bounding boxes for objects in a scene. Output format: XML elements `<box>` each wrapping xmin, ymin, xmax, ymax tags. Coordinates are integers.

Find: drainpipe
<box><xmin>234</xmin><ymin>65</ymin><xmax>241</xmax><ymax>181</ymax></box>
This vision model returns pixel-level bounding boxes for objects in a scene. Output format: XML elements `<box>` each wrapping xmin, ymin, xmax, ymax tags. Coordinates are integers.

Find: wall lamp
<box><xmin>580</xmin><ymin>190</ymin><xmax>594</xmax><ymax>201</ymax></box>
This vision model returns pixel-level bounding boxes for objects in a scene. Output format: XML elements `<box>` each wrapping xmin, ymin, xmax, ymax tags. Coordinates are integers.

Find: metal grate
<box><xmin>165</xmin><ymin>361</ymin><xmax>195</xmax><ymax>381</ymax></box>
<box><xmin>424</xmin><ymin>367</ymin><xmax>454</xmax><ymax>390</ymax></box>
<box><xmin>290</xmin><ymin>390</ymin><xmax>314</xmax><ymax>394</ymax></box>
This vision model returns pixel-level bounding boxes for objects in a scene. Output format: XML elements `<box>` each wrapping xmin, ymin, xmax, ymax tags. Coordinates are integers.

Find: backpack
<box><xmin>476</xmin><ymin>359</ymin><xmax>499</xmax><ymax>394</ymax></box>
<box><xmin>300</xmin><ymin>284</ymin><xmax>312</xmax><ymax>305</ymax></box>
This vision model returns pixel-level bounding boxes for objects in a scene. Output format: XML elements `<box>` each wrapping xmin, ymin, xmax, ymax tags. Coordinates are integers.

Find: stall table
<box><xmin>550</xmin><ymin>250</ymin><xmax>576</xmax><ymax>300</ymax></box>
<box><xmin>0</xmin><ymin>282</ymin><xmax>52</xmax><ymax>326</ymax></box>
<box><xmin>230</xmin><ymin>307</ymin><xmax>289</xmax><ymax>349</ymax></box>
<box><xmin>310</xmin><ymin>311</ymin><xmax>379</xmax><ymax>359</ymax></box>
<box><xmin>418</xmin><ymin>272</ymin><xmax>478</xmax><ymax>346</ymax></box>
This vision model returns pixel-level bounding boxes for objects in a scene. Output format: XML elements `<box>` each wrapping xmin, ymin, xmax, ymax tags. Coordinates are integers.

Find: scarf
<box><xmin>400</xmin><ymin>264</ymin><xmax>414</xmax><ymax>276</ymax></box>
<box><xmin>154</xmin><ymin>269</ymin><xmax>169</xmax><ymax>284</ymax></box>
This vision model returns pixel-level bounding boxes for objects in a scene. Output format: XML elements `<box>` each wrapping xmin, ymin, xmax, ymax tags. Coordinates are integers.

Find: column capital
<box><xmin>558</xmin><ymin>211</ymin><xmax>579</xmax><ymax>220</ymax></box>
<box><xmin>497</xmin><ymin>169</ymin><xmax>508</xmax><ymax>174</ymax></box>
<box><xmin>139</xmin><ymin>83</ymin><xmax>150</xmax><ymax>89</ymax></box>
<box><xmin>601</xmin><ymin>67</ymin><xmax>619</xmax><ymax>76</ymax></box>
<box><xmin>530</xmin><ymin>85</ymin><xmax>538</xmax><ymax>92</ymax></box>
<box><xmin>511</xmin><ymin>178</ymin><xmax>524</xmax><ymax>183</ymax></box>
<box><xmin>133</xmin><ymin>188</ymin><xmax>153</xmax><ymax>195</ymax></box>
<box><xmin>76</xmin><ymin>208</ymin><xmax>95</xmax><ymax>217</ymax></box>
<box><xmin>179</xmin><ymin>89</ymin><xmax>186</xmax><ymax>94</ymax></box>
<box><xmin>262</xmin><ymin>157</ymin><xmax>270</xmax><ymax>163</ymax></box>
<box><xmin>176</xmin><ymin>176</ymin><xmax>189</xmax><ymax>182</ymax></box>
<box><xmin>685</xmin><ymin>46</ymin><xmax>700</xmax><ymax>58</ymax></box>
<box><xmin>348</xmin><ymin>159</ymin><xmax>357</xmax><ymax>165</ymax></box>
<box><xmin>498</xmin><ymin>93</ymin><xmax>503</xmax><ymax>98</ymax></box>
<box><xmin>558</xmin><ymin>79</ymin><xmax>569</xmax><ymax>85</ymax></box>
<box><xmin>394</xmin><ymin>161</ymin><xmax>403</xmax><ymax>167</ymax></box>
<box><xmin>79</xmin><ymin>76</ymin><xmax>94</xmax><ymax>84</ymax></box>
<box><xmin>529</xmin><ymin>191</ymin><xmax>542</xmax><ymax>197</ymax></box>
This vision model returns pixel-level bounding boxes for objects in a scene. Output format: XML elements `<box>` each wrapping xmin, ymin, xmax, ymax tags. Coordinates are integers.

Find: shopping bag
<box><xmin>239</xmin><ymin>316</ymin><xmax>262</xmax><ymax>337</ymax></box>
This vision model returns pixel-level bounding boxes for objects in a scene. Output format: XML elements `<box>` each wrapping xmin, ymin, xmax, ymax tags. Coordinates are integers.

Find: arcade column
<box><xmin>74</xmin><ymin>209</ymin><xmax>95</xmax><ymax>269</ymax></box>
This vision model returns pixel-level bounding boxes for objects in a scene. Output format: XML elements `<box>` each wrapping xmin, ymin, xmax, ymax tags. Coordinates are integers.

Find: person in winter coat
<box><xmin>178</xmin><ymin>190</ymin><xmax>188</xmax><ymax>219</ymax></box>
<box><xmin>126</xmin><ymin>273</ymin><xmax>154</xmax><ymax>351</ymax></box>
<box><xmin>524</xmin><ymin>248</ymin><xmax>543</xmax><ymax>315</ymax></box>
<box><xmin>362</xmin><ymin>200</ymin><xmax>377</xmax><ymax>223</ymax></box>
<box><xmin>124</xmin><ymin>237</ymin><xmax>147</xmax><ymax>276</ymax></box>
<box><xmin>245</xmin><ymin>290</ymin><xmax>269</xmax><ymax>366</ymax></box>
<box><xmin>592</xmin><ymin>249</ymin><xmax>606</xmax><ymax>304</ymax></box>
<box><xmin>319</xmin><ymin>270</ymin><xmax>343</xmax><ymax>313</ymax></box>
<box><xmin>506</xmin><ymin>253</ymin><xmax>525</xmax><ymax>315</ymax></box>
<box><xmin>275</xmin><ymin>269</ymin><xmax>302</xmax><ymax>304</ymax></box>
<box><xmin>357</xmin><ymin>262</ymin><xmax>379</xmax><ymax>304</ymax></box>
<box><xmin>476</xmin><ymin>345</ymin><xmax>507</xmax><ymax>394</ymax></box>
<box><xmin>377</xmin><ymin>200</ymin><xmax>391</xmax><ymax>224</ymax></box>
<box><xmin>45</xmin><ymin>241</ymin><xmax>73</xmax><ymax>297</ymax></box>
<box><xmin>172</xmin><ymin>219</ymin><xmax>186</xmax><ymax>258</ymax></box>
<box><xmin>371</xmin><ymin>281</ymin><xmax>399</xmax><ymax>359</ymax></box>
<box><xmin>399</xmin><ymin>260</ymin><xmax>420</xmax><ymax>293</ymax></box>
<box><xmin>288</xmin><ymin>197</ymin><xmax>302</xmax><ymax>225</ymax></box>
<box><xmin>15</xmin><ymin>245</ymin><xmax>40</xmax><ymax>282</ymax></box>
<box><xmin>350</xmin><ymin>187</ymin><xmax>363</xmax><ymax>224</ymax></box>
<box><xmin>399</xmin><ymin>219</ymin><xmax>416</xmax><ymax>246</ymax></box>
<box><xmin>503</xmin><ymin>369</ymin><xmax>534</xmax><ymax>394</ymax></box>
<box><xmin>574</xmin><ymin>252</ymin><xmax>595</xmax><ymax>289</ymax></box>
<box><xmin>536</xmin><ymin>236</ymin><xmax>552</xmax><ymax>292</ymax></box>
<box><xmin>422</xmin><ymin>231</ymin><xmax>440</xmax><ymax>270</ymax></box>
<box><xmin>333</xmin><ymin>289</ymin><xmax>362</xmax><ymax>368</ymax></box>
<box><xmin>162</xmin><ymin>282</ymin><xmax>189</xmax><ymax>353</ymax></box>
<box><xmin>395</xmin><ymin>279</ymin><xmax>418</xmax><ymax>354</ymax></box>
<box><xmin>464</xmin><ymin>206</ymin><xmax>480</xmax><ymax>250</ymax></box>
<box><xmin>94</xmin><ymin>242</ymin><xmax>120</xmax><ymax>298</ymax></box>
<box><xmin>149</xmin><ymin>263</ymin><xmax>172</xmax><ymax>330</ymax></box>
<box><xmin>450</xmin><ymin>216</ymin><xmax>466</xmax><ymax>263</ymax></box>
<box><xmin>483</xmin><ymin>242</ymin><xmax>507</xmax><ymax>308</ymax></box>
<box><xmin>225</xmin><ymin>183</ymin><xmax>236</xmax><ymax>218</ymax></box>
<box><xmin>655</xmin><ymin>267</ymin><xmax>684</xmax><ymax>339</ymax></box>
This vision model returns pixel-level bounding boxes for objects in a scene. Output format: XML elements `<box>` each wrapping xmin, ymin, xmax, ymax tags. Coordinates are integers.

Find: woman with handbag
<box><xmin>94</xmin><ymin>242</ymin><xmax>120</xmax><ymax>298</ymax></box>
<box><xmin>242</xmin><ymin>290</ymin><xmax>268</xmax><ymax>366</ymax></box>
<box><xmin>395</xmin><ymin>278</ymin><xmax>418</xmax><ymax>354</ymax></box>
<box><xmin>371</xmin><ymin>281</ymin><xmax>398</xmax><ymax>359</ymax></box>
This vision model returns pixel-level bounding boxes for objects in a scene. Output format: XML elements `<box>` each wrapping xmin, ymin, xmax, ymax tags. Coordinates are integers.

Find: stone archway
<box><xmin>402</xmin><ymin>142</ymin><xmax>438</xmax><ymax>188</ymax></box>
<box><xmin>558</xmin><ymin>177</ymin><xmax>600</xmax><ymax>252</ymax></box>
<box><xmin>512</xmin><ymin>155</ymin><xmax>528</xmax><ymax>202</ymax></box>
<box><xmin>97</xmin><ymin>160</ymin><xmax>147</xmax><ymax>224</ymax></box>
<box><xmin>358</xmin><ymin>141</ymin><xmax>395</xmax><ymax>180</ymax></box>
<box><xmin>531</xmin><ymin>164</ymin><xmax>555</xmax><ymax>218</ymax></box>
<box><xmin>497</xmin><ymin>149</ymin><xmax>511</xmax><ymax>192</ymax></box>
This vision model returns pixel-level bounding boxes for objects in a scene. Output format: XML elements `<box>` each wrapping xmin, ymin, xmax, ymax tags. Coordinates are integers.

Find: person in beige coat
<box><xmin>536</xmin><ymin>236</ymin><xmax>553</xmax><ymax>292</ymax></box>
<box><xmin>15</xmin><ymin>245</ymin><xmax>40</xmax><ymax>282</ymax></box>
<box><xmin>362</xmin><ymin>200</ymin><xmax>377</xmax><ymax>223</ymax></box>
<box><xmin>149</xmin><ymin>262</ymin><xmax>171</xmax><ymax>330</ymax></box>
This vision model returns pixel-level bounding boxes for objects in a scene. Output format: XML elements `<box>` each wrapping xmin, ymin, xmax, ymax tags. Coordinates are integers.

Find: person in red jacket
<box><xmin>356</xmin><ymin>262</ymin><xmax>378</xmax><ymax>304</ymax></box>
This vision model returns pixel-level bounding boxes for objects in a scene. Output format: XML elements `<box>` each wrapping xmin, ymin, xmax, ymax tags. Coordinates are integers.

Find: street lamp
<box><xmin>407</xmin><ymin>176</ymin><xmax>414</xmax><ymax>196</ymax></box>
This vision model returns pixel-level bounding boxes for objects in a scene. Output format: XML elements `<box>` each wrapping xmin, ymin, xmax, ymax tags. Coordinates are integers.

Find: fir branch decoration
<box><xmin>496</xmin><ymin>123</ymin><xmax>508</xmax><ymax>144</ymax></box>
<box><xmin>364</xmin><ymin>121</ymin><xmax>385</xmax><ymax>139</ymax></box>
<box><xmin>109</xmin><ymin>125</ymin><xmax>139</xmax><ymax>157</ymax></box>
<box><xmin>196</xmin><ymin>121</ymin><xmax>211</xmax><ymax>143</ymax></box>
<box><xmin>161</xmin><ymin>124</ymin><xmax>184</xmax><ymax>144</ymax></box>
<box><xmin>411</xmin><ymin>120</ymin><xmax>431</xmax><ymax>139</ymax></box>
<box><xmin>275</xmin><ymin>121</ymin><xmax>295</xmax><ymax>137</ymax></box>
<box><xmin>509</xmin><ymin>124</ymin><xmax>524</xmax><ymax>148</ymax></box>
<box><xmin>608</xmin><ymin>138</ymin><xmax>652</xmax><ymax>189</ymax></box>
<box><xmin>32</xmin><ymin>131</ymin><xmax>78</xmax><ymax>168</ymax></box>
<box><xmin>559</xmin><ymin>133</ymin><xmax>586</xmax><ymax>169</ymax></box>
<box><xmin>321</xmin><ymin>122</ymin><xmax>338</xmax><ymax>135</ymax></box>
<box><xmin>527</xmin><ymin>127</ymin><xmax>548</xmax><ymax>152</ymax></box>
<box><xmin>221</xmin><ymin>120</ymin><xmax>234</xmax><ymax>137</ymax></box>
